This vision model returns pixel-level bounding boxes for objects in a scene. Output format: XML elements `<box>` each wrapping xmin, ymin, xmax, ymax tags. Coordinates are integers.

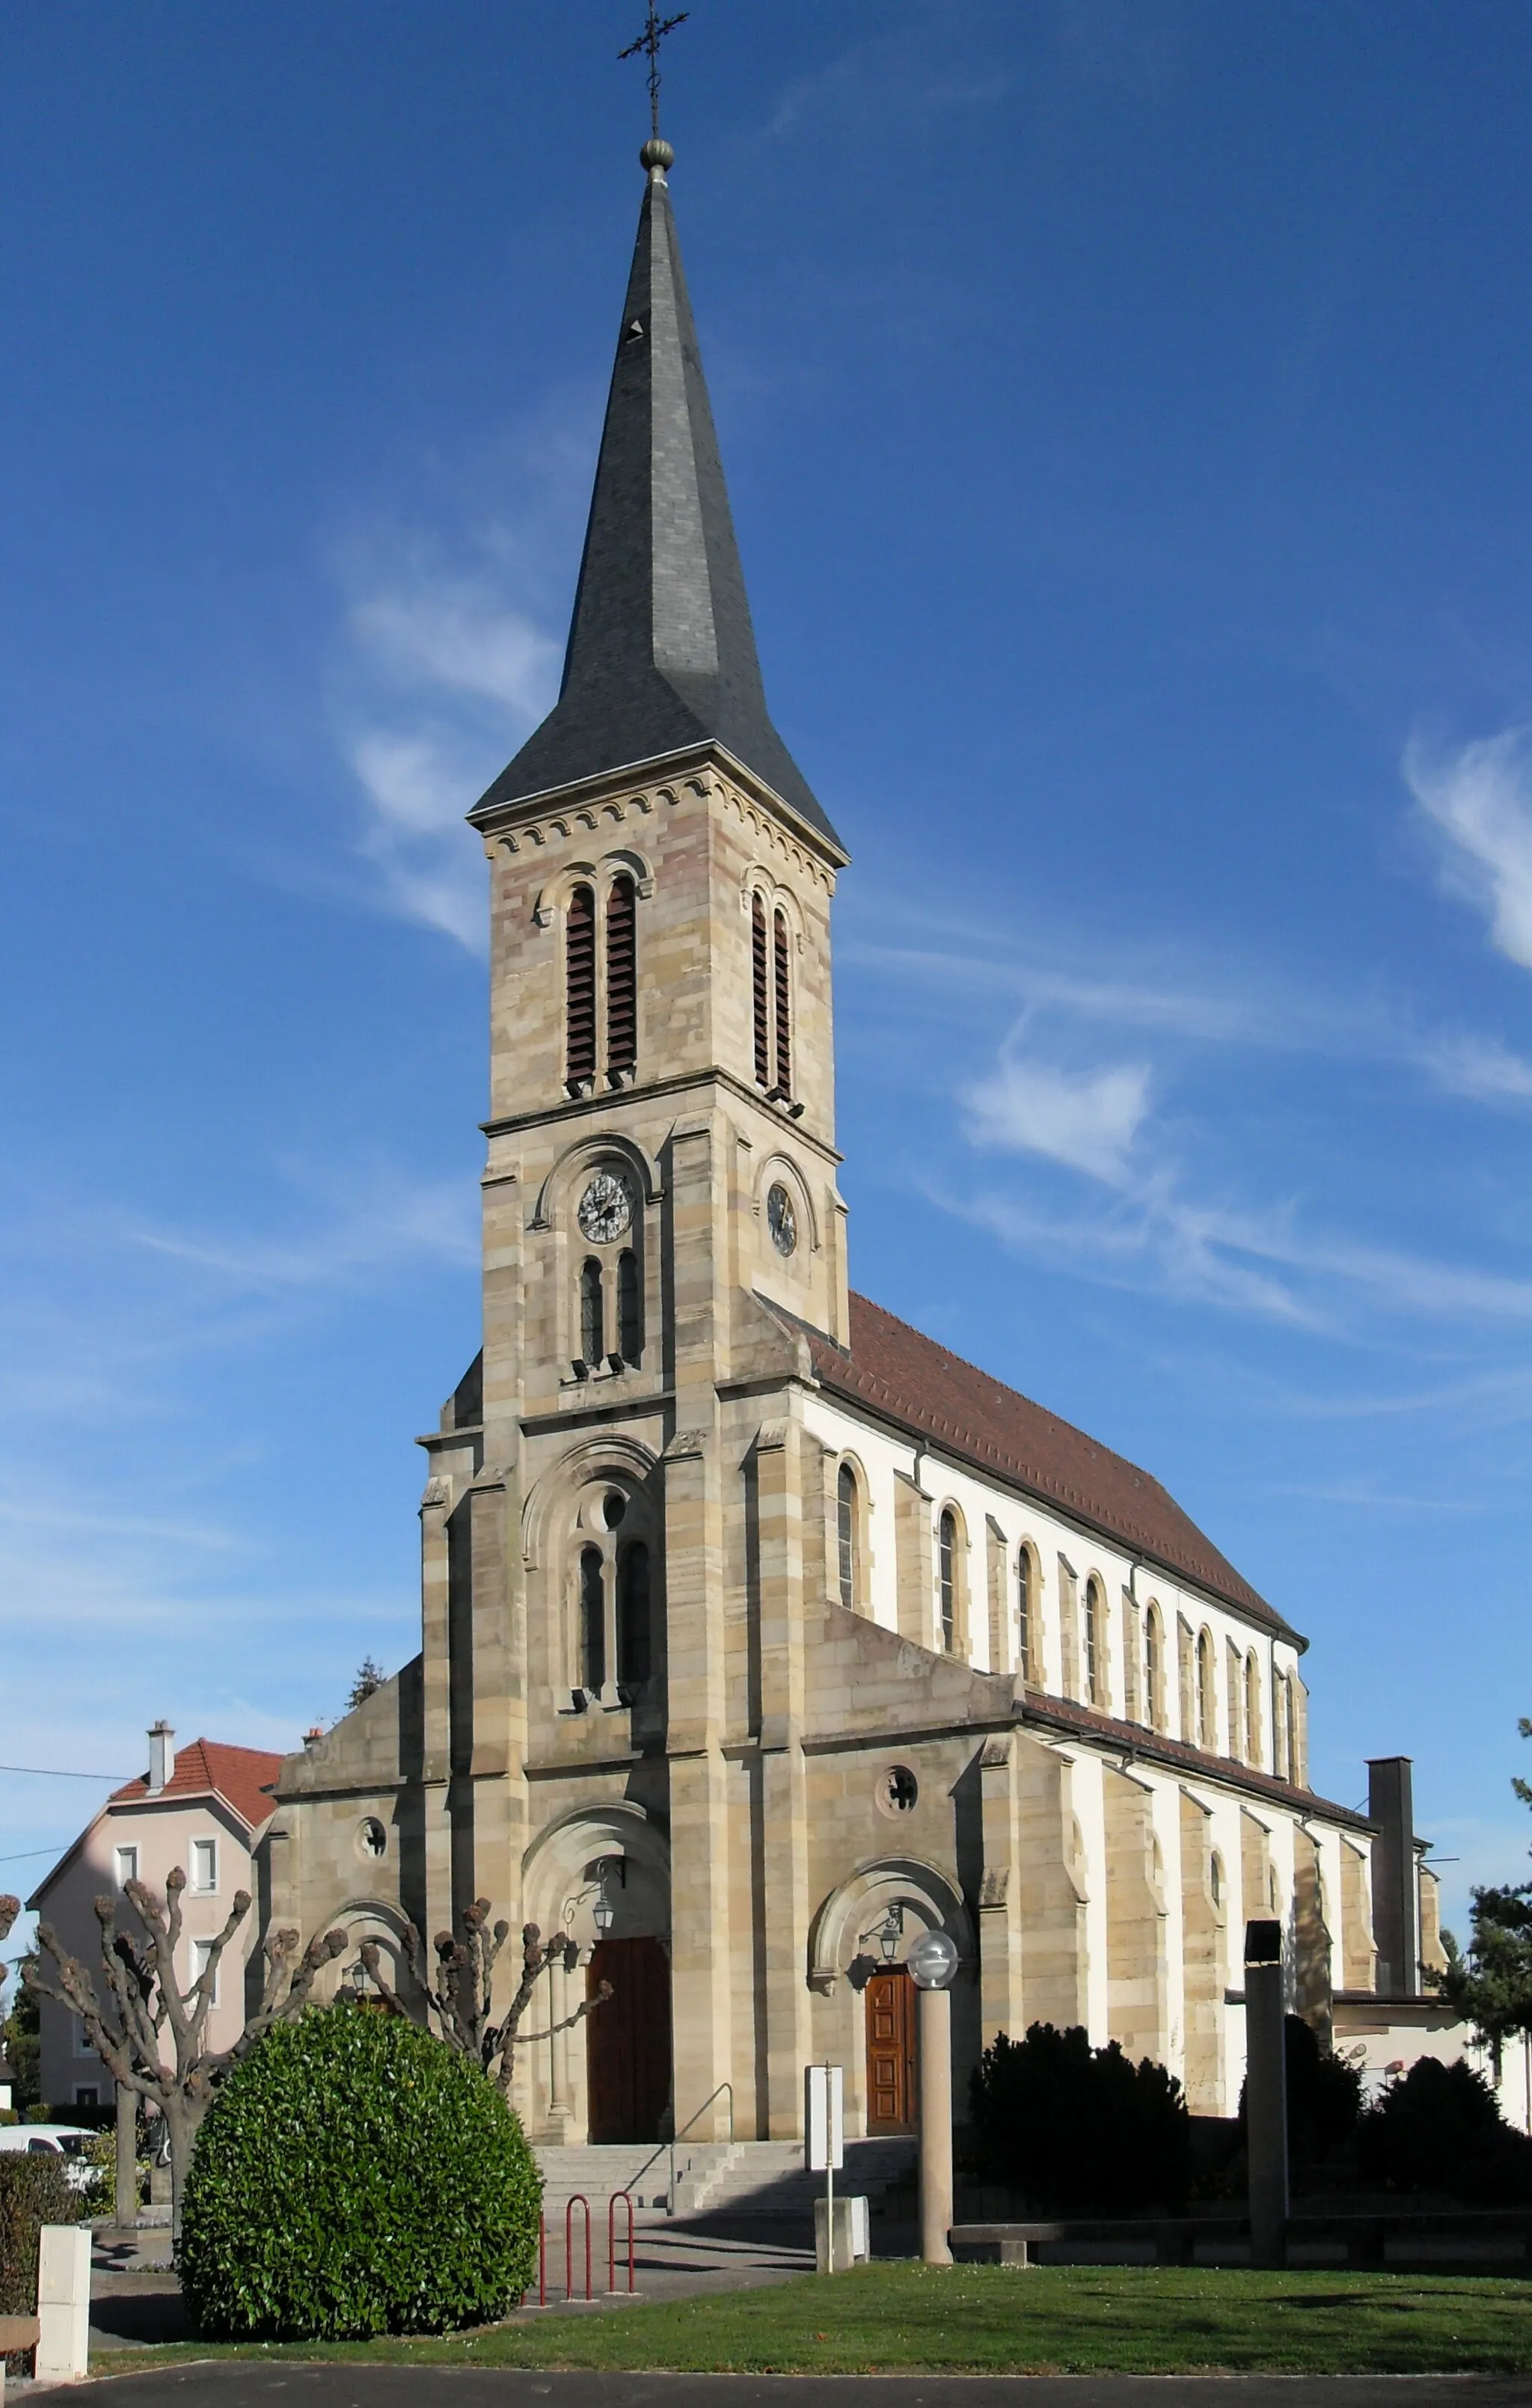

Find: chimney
<box><xmin>1367</xmin><ymin>1756</ymin><xmax>1418</xmax><ymax>1997</ymax></box>
<box><xmin>147</xmin><ymin>1721</ymin><xmax>175</xmax><ymax>1795</ymax></box>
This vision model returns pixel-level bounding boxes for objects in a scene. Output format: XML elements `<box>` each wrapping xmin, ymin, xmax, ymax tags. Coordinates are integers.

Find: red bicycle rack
<box><xmin>566</xmin><ymin>2193</ymin><xmax>592</xmax><ymax>2302</ymax></box>
<box><xmin>608</xmin><ymin>2190</ymin><xmax>636</xmax><ymax>2294</ymax></box>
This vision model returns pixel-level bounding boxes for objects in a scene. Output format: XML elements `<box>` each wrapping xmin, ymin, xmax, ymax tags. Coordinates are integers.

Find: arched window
<box><xmin>938</xmin><ymin>1510</ymin><xmax>958</xmax><ymax>1652</ymax></box>
<box><xmin>566</xmin><ymin>883</ymin><xmax>597</xmax><ymax>1088</ymax></box>
<box><xmin>751</xmin><ymin>893</ymin><xmax>770</xmax><ymax>1087</ymax></box>
<box><xmin>1144</xmin><ymin>1605</ymin><xmax>1162</xmax><ymax>1730</ymax></box>
<box><xmin>606</xmin><ymin>873</ymin><xmax>637</xmax><ymax>1077</ymax></box>
<box><xmin>1083</xmin><ymin>1575</ymin><xmax>1103</xmax><ymax>1706</ymax></box>
<box><xmin>1197</xmin><ymin>1627</ymin><xmax>1215</xmax><ymax>1749</ymax></box>
<box><xmin>1016</xmin><ymin>1548</ymin><xmax>1033</xmax><ymax>1683</ymax></box>
<box><xmin>773</xmin><ymin>909</ymin><xmax>792</xmax><ymax>1096</ymax></box>
<box><xmin>579</xmin><ymin>1545</ymin><xmax>605</xmax><ymax>1692</ymax></box>
<box><xmin>617</xmin><ymin>1249</ymin><xmax>643</xmax><ymax>1365</ymax></box>
<box><xmin>616</xmin><ymin>1541</ymin><xmax>650</xmax><ymax>1690</ymax></box>
<box><xmin>580</xmin><ymin>1257</ymin><xmax>604</xmax><ymax>1367</ymax></box>
<box><xmin>836</xmin><ymin>1462</ymin><xmax>859</xmax><ymax>1612</ymax></box>
<box><xmin>1245</xmin><ymin>1653</ymin><xmax>1262</xmax><ymax>1768</ymax></box>
<box><xmin>1275</xmin><ymin>1670</ymin><xmax>1294</xmax><ymax>1782</ymax></box>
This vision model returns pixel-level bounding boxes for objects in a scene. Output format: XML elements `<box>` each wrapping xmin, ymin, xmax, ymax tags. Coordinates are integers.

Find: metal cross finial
<box><xmin>619</xmin><ymin>6</ymin><xmax>689</xmax><ymax>144</ymax></box>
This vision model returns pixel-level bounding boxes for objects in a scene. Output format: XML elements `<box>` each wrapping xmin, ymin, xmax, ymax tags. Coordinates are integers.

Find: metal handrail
<box><xmin>622</xmin><ymin>2080</ymin><xmax>736</xmax><ymax>2217</ymax></box>
<box><xmin>667</xmin><ymin>2080</ymin><xmax>735</xmax><ymax>2218</ymax></box>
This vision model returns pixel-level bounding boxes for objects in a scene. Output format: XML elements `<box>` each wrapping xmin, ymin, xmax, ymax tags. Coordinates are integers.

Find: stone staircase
<box><xmin>533</xmin><ymin>2137</ymin><xmax>917</xmax><ymax>2224</ymax></box>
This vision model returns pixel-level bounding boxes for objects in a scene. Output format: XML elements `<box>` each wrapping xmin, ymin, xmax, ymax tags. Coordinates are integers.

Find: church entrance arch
<box><xmin>864</xmin><ymin>1966</ymin><xmax>917</xmax><ymax>2134</ymax></box>
<box><xmin>521</xmin><ymin>1802</ymin><xmax>672</xmax><ymax>2145</ymax></box>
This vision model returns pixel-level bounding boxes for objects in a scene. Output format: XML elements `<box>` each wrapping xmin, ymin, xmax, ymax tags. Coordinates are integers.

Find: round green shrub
<box><xmin>177</xmin><ymin>2006</ymin><xmax>542</xmax><ymax>2339</ymax></box>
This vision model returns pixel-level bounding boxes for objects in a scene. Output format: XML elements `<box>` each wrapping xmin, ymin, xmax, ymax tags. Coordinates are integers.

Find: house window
<box><xmin>580</xmin><ymin>1545</ymin><xmax>606</xmax><ymax>1693</ymax></box>
<box><xmin>773</xmin><ymin>910</ymin><xmax>792</xmax><ymax>1096</ymax></box>
<box><xmin>73</xmin><ymin>2086</ymin><xmax>99</xmax><ymax>2108</ymax></box>
<box><xmin>616</xmin><ymin>1542</ymin><xmax>651</xmax><ymax>1691</ymax></box>
<box><xmin>617</xmin><ymin>1249</ymin><xmax>643</xmax><ymax>1365</ymax></box>
<box><xmin>566</xmin><ymin>883</ymin><xmax>597</xmax><ymax>1088</ymax></box>
<box><xmin>113</xmin><ymin>1845</ymin><xmax>138</xmax><ymax>1891</ymax></box>
<box><xmin>1144</xmin><ymin>1606</ymin><xmax>1162</xmax><ymax>1731</ymax></box>
<box><xmin>1083</xmin><ymin>1575</ymin><xmax>1103</xmax><ymax>1706</ymax></box>
<box><xmin>836</xmin><ymin>1463</ymin><xmax>859</xmax><ymax>1611</ymax></box>
<box><xmin>605</xmin><ymin>872</ymin><xmax>637</xmax><ymax>1077</ymax></box>
<box><xmin>1197</xmin><ymin>1627</ymin><xmax>1215</xmax><ymax>1750</ymax></box>
<box><xmin>190</xmin><ymin>1939</ymin><xmax>219</xmax><ymax>2009</ymax></box>
<box><xmin>73</xmin><ymin>2017</ymin><xmax>94</xmax><ymax>2059</ymax></box>
<box><xmin>938</xmin><ymin>1510</ymin><xmax>958</xmax><ymax>1652</ymax></box>
<box><xmin>580</xmin><ymin>1257</ymin><xmax>604</xmax><ymax>1367</ymax></box>
<box><xmin>751</xmin><ymin>893</ymin><xmax>770</xmax><ymax>1086</ymax></box>
<box><xmin>190</xmin><ymin>1839</ymin><xmax>217</xmax><ymax>1896</ymax></box>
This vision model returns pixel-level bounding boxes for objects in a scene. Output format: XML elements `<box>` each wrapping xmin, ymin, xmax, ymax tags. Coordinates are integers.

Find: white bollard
<box><xmin>35</xmin><ymin>2225</ymin><xmax>91</xmax><ymax>2384</ymax></box>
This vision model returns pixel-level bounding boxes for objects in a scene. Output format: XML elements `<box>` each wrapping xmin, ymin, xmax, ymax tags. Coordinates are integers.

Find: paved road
<box><xmin>58</xmin><ymin>2371</ymin><xmax>1532</xmax><ymax>2408</ymax></box>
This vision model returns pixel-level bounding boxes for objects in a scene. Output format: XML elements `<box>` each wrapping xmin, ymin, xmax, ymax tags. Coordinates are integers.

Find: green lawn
<box><xmin>99</xmin><ymin>2263</ymin><xmax>1532</xmax><ymax>2378</ymax></box>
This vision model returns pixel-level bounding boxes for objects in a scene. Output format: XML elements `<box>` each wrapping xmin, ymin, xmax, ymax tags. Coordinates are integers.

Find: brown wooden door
<box><xmin>586</xmin><ymin>1936</ymin><xmax>672</xmax><ymax>2143</ymax></box>
<box><xmin>865</xmin><ymin>1967</ymin><xmax>916</xmax><ymax>2133</ymax></box>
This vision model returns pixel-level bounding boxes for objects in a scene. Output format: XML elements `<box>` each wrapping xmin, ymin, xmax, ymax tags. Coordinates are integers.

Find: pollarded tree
<box><xmin>359</xmin><ymin>1896</ymin><xmax>610</xmax><ymax>2092</ymax></box>
<box><xmin>25</xmin><ymin>1872</ymin><xmax>348</xmax><ymax>2234</ymax></box>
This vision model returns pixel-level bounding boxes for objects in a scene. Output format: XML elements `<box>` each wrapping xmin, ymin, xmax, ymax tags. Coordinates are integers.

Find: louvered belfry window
<box><xmin>751</xmin><ymin>894</ymin><xmax>770</xmax><ymax>1086</ymax></box>
<box><xmin>606</xmin><ymin>873</ymin><xmax>637</xmax><ymax>1076</ymax></box>
<box><xmin>566</xmin><ymin>883</ymin><xmax>597</xmax><ymax>1085</ymax></box>
<box><xmin>773</xmin><ymin>909</ymin><xmax>792</xmax><ymax>1096</ymax></box>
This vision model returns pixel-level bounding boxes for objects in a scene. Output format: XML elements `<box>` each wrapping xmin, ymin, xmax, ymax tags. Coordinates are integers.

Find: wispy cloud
<box><xmin>962</xmin><ymin>1049</ymin><xmax>1150</xmax><ymax>1181</ymax></box>
<box><xmin>130</xmin><ymin>1178</ymin><xmax>478</xmax><ymax>1295</ymax></box>
<box><xmin>1407</xmin><ymin>725</ymin><xmax>1532</xmax><ymax>970</ymax></box>
<box><xmin>335</xmin><ymin>560</ymin><xmax>560</xmax><ymax>950</ymax></box>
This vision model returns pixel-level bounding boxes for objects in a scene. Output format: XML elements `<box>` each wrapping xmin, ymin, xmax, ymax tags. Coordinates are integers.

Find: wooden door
<box><xmin>865</xmin><ymin>1967</ymin><xmax>916</xmax><ymax>2133</ymax></box>
<box><xmin>586</xmin><ymin>1936</ymin><xmax>672</xmax><ymax>2143</ymax></box>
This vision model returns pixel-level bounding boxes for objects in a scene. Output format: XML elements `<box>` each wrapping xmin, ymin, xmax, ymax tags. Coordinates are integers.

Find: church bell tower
<box><xmin>419</xmin><ymin>133</ymin><xmax>851</xmax><ymax>2138</ymax></box>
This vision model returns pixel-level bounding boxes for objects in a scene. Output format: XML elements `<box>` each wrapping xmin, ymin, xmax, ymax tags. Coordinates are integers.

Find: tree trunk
<box><xmin>164</xmin><ymin>2095</ymin><xmax>208</xmax><ymax>2244</ymax></box>
<box><xmin>114</xmin><ymin>2083</ymin><xmax>138</xmax><ymax>2228</ymax></box>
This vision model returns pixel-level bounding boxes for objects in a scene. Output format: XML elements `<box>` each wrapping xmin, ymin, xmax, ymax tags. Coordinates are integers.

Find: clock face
<box><xmin>577</xmin><ymin>1170</ymin><xmax>633</xmax><ymax>1245</ymax></box>
<box><xmin>766</xmin><ymin>1182</ymin><xmax>797</xmax><ymax>1257</ymax></box>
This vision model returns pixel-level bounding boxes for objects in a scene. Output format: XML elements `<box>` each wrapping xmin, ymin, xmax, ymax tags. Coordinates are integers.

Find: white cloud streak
<box><xmin>1407</xmin><ymin>725</ymin><xmax>1532</xmax><ymax>970</ymax></box>
<box><xmin>962</xmin><ymin>1051</ymin><xmax>1150</xmax><ymax>1181</ymax></box>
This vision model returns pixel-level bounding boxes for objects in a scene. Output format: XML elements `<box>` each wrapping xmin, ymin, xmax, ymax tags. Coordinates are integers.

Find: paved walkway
<box><xmin>82</xmin><ymin>2222</ymin><xmax>820</xmax><ymax>2353</ymax></box>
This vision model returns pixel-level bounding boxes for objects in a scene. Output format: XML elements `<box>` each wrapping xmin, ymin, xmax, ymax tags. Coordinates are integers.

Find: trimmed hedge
<box><xmin>1</xmin><ymin>2154</ymin><xmax>79</xmax><ymax>2372</ymax></box>
<box><xmin>969</xmin><ymin>2021</ymin><xmax>1191</xmax><ymax>2213</ymax></box>
<box><xmin>177</xmin><ymin>2006</ymin><xmax>542</xmax><ymax>2340</ymax></box>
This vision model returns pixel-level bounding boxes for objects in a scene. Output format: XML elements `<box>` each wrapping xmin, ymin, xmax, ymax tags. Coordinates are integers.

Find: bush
<box><xmin>1237</xmin><ymin>2015</ymin><xmax>1363</xmax><ymax>2166</ymax></box>
<box><xmin>969</xmin><ymin>2022</ymin><xmax>1190</xmax><ymax>2214</ymax></box>
<box><xmin>1</xmin><ymin>2155</ymin><xmax>80</xmax><ymax>2373</ymax></box>
<box><xmin>1357</xmin><ymin>2055</ymin><xmax>1532</xmax><ymax>2206</ymax></box>
<box><xmin>177</xmin><ymin>2006</ymin><xmax>542</xmax><ymax>2339</ymax></box>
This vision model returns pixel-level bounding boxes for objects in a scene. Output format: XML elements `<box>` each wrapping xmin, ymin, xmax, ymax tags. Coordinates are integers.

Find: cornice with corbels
<box><xmin>485</xmin><ymin>770</ymin><xmax>837</xmax><ymax>898</ymax></box>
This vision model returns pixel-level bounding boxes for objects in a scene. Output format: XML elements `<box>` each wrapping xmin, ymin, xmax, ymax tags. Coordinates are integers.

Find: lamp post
<box><xmin>906</xmin><ymin>1928</ymin><xmax>959</xmax><ymax>2267</ymax></box>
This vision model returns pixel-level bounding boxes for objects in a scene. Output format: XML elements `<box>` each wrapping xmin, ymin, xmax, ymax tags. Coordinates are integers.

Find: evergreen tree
<box><xmin>1435</xmin><ymin>1717</ymin><xmax>1532</xmax><ymax>2079</ymax></box>
<box><xmin>345</xmin><ymin>1655</ymin><xmax>386</xmax><ymax>1712</ymax></box>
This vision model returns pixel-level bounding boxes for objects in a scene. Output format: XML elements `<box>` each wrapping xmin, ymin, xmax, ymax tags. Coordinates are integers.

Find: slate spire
<box><xmin>475</xmin><ymin>151</ymin><xmax>840</xmax><ymax>850</ymax></box>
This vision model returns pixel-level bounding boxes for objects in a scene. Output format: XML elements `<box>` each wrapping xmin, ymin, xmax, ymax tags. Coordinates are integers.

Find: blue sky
<box><xmin>4</xmin><ymin>0</ymin><xmax>1532</xmax><ymax>1954</ymax></box>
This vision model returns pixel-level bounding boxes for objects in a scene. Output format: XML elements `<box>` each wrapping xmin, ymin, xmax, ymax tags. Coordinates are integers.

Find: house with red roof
<box><xmin>27</xmin><ymin>1724</ymin><xmax>286</xmax><ymax>2113</ymax></box>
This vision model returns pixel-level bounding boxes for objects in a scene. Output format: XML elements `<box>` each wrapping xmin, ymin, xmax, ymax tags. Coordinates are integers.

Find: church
<box><xmin>269</xmin><ymin>133</ymin><xmax>1436</xmax><ymax>2154</ymax></box>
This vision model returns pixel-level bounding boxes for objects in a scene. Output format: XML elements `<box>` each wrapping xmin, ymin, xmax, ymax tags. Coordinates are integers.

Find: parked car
<box><xmin>0</xmin><ymin>2123</ymin><xmax>98</xmax><ymax>2191</ymax></box>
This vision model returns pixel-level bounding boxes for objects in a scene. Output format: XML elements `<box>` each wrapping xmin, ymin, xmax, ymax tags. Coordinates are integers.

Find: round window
<box><xmin>875</xmin><ymin>1765</ymin><xmax>919</xmax><ymax>1818</ymax></box>
<box><xmin>358</xmin><ymin>1817</ymin><xmax>387</xmax><ymax>1862</ymax></box>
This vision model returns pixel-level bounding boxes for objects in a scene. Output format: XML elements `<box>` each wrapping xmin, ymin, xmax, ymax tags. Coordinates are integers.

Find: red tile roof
<box><xmin>108</xmin><ymin>1739</ymin><xmax>285</xmax><ymax>1834</ymax></box>
<box><xmin>796</xmin><ymin>1293</ymin><xmax>1297</xmax><ymax>1640</ymax></box>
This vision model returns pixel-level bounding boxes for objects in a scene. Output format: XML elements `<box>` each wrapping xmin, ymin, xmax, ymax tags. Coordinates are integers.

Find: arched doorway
<box><xmin>586</xmin><ymin>1935</ymin><xmax>672</xmax><ymax>2142</ymax></box>
<box><xmin>865</xmin><ymin>1966</ymin><xmax>916</xmax><ymax>2134</ymax></box>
